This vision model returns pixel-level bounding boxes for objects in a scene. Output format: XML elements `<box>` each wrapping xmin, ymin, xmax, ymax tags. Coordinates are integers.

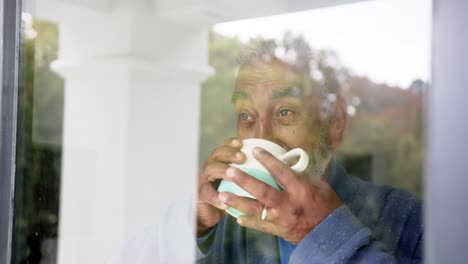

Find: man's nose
<box><xmin>255</xmin><ymin>117</ymin><xmax>275</xmax><ymax>141</ymax></box>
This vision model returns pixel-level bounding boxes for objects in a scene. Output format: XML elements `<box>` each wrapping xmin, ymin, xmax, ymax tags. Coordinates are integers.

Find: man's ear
<box><xmin>329</xmin><ymin>96</ymin><xmax>347</xmax><ymax>152</ymax></box>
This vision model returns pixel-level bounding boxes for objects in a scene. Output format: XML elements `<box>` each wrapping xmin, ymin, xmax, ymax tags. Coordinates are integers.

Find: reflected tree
<box><xmin>12</xmin><ymin>18</ymin><xmax>63</xmax><ymax>264</ymax></box>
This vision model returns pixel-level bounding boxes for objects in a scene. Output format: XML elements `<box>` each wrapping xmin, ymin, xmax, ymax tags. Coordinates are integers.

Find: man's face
<box><xmin>233</xmin><ymin>61</ymin><xmax>332</xmax><ymax>176</ymax></box>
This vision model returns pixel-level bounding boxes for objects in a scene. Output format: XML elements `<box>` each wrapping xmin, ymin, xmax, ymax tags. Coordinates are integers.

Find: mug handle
<box><xmin>279</xmin><ymin>148</ymin><xmax>309</xmax><ymax>173</ymax></box>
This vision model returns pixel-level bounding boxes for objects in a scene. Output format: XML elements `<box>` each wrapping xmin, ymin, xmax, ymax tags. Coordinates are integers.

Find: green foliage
<box><xmin>12</xmin><ymin>19</ymin><xmax>63</xmax><ymax>264</ymax></box>
<box><xmin>198</xmin><ymin>32</ymin><xmax>244</xmax><ymax>163</ymax></box>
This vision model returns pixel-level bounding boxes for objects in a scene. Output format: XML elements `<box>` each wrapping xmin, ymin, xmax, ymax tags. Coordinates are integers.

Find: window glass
<box><xmin>12</xmin><ymin>13</ymin><xmax>63</xmax><ymax>264</ymax></box>
<box><xmin>11</xmin><ymin>0</ymin><xmax>429</xmax><ymax>263</ymax></box>
<box><xmin>196</xmin><ymin>0</ymin><xmax>429</xmax><ymax>263</ymax></box>
<box><xmin>200</xmin><ymin>0</ymin><xmax>430</xmax><ymax>197</ymax></box>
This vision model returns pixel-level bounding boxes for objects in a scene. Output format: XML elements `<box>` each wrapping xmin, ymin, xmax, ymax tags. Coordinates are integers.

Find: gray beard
<box><xmin>307</xmin><ymin>125</ymin><xmax>333</xmax><ymax>178</ymax></box>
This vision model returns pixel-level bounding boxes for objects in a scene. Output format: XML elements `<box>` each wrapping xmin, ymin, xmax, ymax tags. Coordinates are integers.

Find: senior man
<box><xmin>196</xmin><ymin>51</ymin><xmax>422</xmax><ymax>263</ymax></box>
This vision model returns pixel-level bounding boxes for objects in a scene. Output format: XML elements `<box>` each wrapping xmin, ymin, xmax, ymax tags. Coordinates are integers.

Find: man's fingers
<box><xmin>236</xmin><ymin>215</ymin><xmax>286</xmax><ymax>238</ymax></box>
<box><xmin>210</xmin><ymin>146</ymin><xmax>245</xmax><ymax>164</ymax></box>
<box><xmin>223</xmin><ymin>138</ymin><xmax>242</xmax><ymax>148</ymax></box>
<box><xmin>219</xmin><ymin>193</ymin><xmax>280</xmax><ymax>222</ymax></box>
<box><xmin>252</xmin><ymin>147</ymin><xmax>301</xmax><ymax>191</ymax></box>
<box><xmin>226</xmin><ymin>167</ymin><xmax>282</xmax><ymax>207</ymax></box>
<box><xmin>199</xmin><ymin>183</ymin><xmax>229</xmax><ymax>210</ymax></box>
<box><xmin>204</xmin><ymin>163</ymin><xmax>229</xmax><ymax>182</ymax></box>
<box><xmin>218</xmin><ymin>192</ymin><xmax>266</xmax><ymax>218</ymax></box>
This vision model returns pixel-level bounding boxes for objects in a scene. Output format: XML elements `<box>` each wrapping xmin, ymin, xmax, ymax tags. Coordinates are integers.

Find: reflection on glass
<box><xmin>196</xmin><ymin>1</ymin><xmax>427</xmax><ymax>262</ymax></box>
<box><xmin>12</xmin><ymin>16</ymin><xmax>63</xmax><ymax>264</ymax></box>
<box><xmin>200</xmin><ymin>31</ymin><xmax>426</xmax><ymax>196</ymax></box>
<box><xmin>10</xmin><ymin>0</ymin><xmax>428</xmax><ymax>263</ymax></box>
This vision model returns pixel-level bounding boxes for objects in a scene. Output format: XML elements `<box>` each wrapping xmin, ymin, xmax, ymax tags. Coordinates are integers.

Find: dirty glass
<box><xmin>196</xmin><ymin>0</ymin><xmax>429</xmax><ymax>263</ymax></box>
<box><xmin>10</xmin><ymin>0</ymin><xmax>429</xmax><ymax>263</ymax></box>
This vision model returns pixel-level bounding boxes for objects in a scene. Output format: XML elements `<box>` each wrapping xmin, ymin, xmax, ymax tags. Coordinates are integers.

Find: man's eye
<box><xmin>239</xmin><ymin>113</ymin><xmax>252</xmax><ymax>120</ymax></box>
<box><xmin>278</xmin><ymin>109</ymin><xmax>292</xmax><ymax>117</ymax></box>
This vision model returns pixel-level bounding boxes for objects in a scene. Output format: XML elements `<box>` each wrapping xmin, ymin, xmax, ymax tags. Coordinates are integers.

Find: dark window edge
<box><xmin>0</xmin><ymin>0</ymin><xmax>22</xmax><ymax>263</ymax></box>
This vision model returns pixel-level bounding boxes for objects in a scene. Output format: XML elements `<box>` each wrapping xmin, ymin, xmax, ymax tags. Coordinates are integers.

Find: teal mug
<box><xmin>217</xmin><ymin>138</ymin><xmax>309</xmax><ymax>218</ymax></box>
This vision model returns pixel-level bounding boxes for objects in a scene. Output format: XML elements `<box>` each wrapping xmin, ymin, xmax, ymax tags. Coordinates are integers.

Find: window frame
<box><xmin>0</xmin><ymin>0</ymin><xmax>22</xmax><ymax>263</ymax></box>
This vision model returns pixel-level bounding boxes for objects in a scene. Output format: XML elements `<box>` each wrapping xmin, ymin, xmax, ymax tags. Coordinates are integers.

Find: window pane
<box><xmin>12</xmin><ymin>0</ymin><xmax>430</xmax><ymax>263</ymax></box>
<box><xmin>197</xmin><ymin>0</ymin><xmax>429</xmax><ymax>263</ymax></box>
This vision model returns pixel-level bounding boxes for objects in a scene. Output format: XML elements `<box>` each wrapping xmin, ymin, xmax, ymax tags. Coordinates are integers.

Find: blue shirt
<box><xmin>196</xmin><ymin>160</ymin><xmax>423</xmax><ymax>263</ymax></box>
<box><xmin>278</xmin><ymin>237</ymin><xmax>295</xmax><ymax>264</ymax></box>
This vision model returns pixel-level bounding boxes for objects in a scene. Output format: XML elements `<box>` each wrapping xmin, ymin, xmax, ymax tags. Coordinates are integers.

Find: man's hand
<box><xmin>218</xmin><ymin>147</ymin><xmax>342</xmax><ymax>245</ymax></box>
<box><xmin>196</xmin><ymin>138</ymin><xmax>245</xmax><ymax>236</ymax></box>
